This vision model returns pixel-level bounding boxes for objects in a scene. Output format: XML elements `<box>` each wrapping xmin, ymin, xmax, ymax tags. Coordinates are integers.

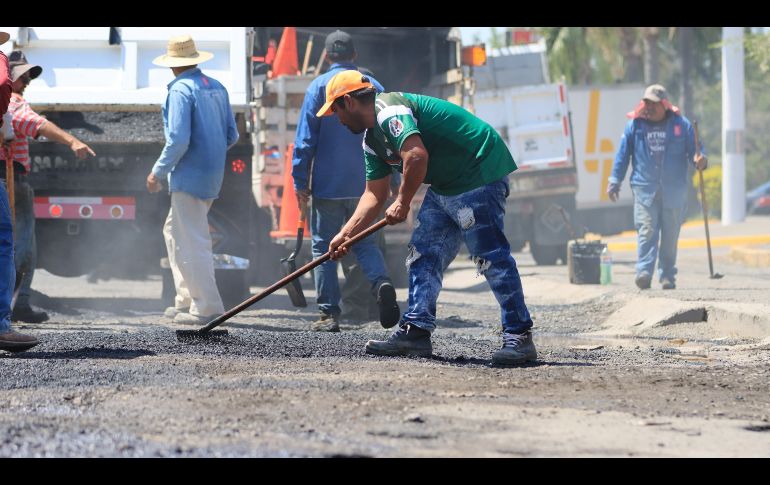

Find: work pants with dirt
<box><xmin>402</xmin><ymin>177</ymin><xmax>533</xmax><ymax>334</ymax></box>
<box><xmin>633</xmin><ymin>187</ymin><xmax>686</xmax><ymax>283</ymax></box>
<box><xmin>0</xmin><ymin>180</ymin><xmax>14</xmax><ymax>331</ymax></box>
<box><xmin>163</xmin><ymin>190</ymin><xmax>225</xmax><ymax>317</ymax></box>
<box><xmin>310</xmin><ymin>197</ymin><xmax>390</xmax><ymax>318</ymax></box>
<box><xmin>1</xmin><ymin>176</ymin><xmax>36</xmax><ymax>309</ymax></box>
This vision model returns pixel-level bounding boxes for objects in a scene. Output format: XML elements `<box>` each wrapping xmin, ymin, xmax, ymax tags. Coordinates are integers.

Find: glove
<box><xmin>607</xmin><ymin>182</ymin><xmax>620</xmax><ymax>202</ymax></box>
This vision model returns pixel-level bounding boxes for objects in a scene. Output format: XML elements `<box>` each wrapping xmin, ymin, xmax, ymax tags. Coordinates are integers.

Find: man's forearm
<box><xmin>37</xmin><ymin>122</ymin><xmax>75</xmax><ymax>146</ymax></box>
<box><xmin>340</xmin><ymin>191</ymin><xmax>385</xmax><ymax>237</ymax></box>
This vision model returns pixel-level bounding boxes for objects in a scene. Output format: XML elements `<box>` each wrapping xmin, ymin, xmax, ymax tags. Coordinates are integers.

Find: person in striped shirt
<box><xmin>3</xmin><ymin>51</ymin><xmax>95</xmax><ymax>323</ymax></box>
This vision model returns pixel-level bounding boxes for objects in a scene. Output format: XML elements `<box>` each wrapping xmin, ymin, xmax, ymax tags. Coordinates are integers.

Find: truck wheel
<box><xmin>531</xmin><ymin>243</ymin><xmax>567</xmax><ymax>266</ymax></box>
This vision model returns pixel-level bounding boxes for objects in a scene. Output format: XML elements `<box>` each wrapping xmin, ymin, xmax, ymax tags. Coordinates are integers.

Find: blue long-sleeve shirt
<box><xmin>152</xmin><ymin>68</ymin><xmax>239</xmax><ymax>200</ymax></box>
<box><xmin>291</xmin><ymin>62</ymin><xmax>384</xmax><ymax>199</ymax></box>
<box><xmin>609</xmin><ymin>112</ymin><xmax>705</xmax><ymax>209</ymax></box>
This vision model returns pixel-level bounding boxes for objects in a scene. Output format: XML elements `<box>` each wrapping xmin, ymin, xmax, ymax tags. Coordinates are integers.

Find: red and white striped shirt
<box><xmin>8</xmin><ymin>92</ymin><xmax>47</xmax><ymax>173</ymax></box>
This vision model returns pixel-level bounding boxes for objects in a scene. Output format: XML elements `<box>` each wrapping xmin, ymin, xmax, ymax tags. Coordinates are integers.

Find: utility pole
<box><xmin>721</xmin><ymin>27</ymin><xmax>746</xmax><ymax>225</ymax></box>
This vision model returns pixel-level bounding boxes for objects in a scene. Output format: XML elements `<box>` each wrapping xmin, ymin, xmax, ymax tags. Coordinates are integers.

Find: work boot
<box><xmin>365</xmin><ymin>323</ymin><xmax>432</xmax><ymax>357</ymax></box>
<box><xmin>635</xmin><ymin>272</ymin><xmax>652</xmax><ymax>290</ymax></box>
<box><xmin>377</xmin><ymin>281</ymin><xmax>401</xmax><ymax>329</ymax></box>
<box><xmin>11</xmin><ymin>305</ymin><xmax>49</xmax><ymax>323</ymax></box>
<box><xmin>492</xmin><ymin>331</ymin><xmax>538</xmax><ymax>366</ymax></box>
<box><xmin>173</xmin><ymin>312</ymin><xmax>216</xmax><ymax>325</ymax></box>
<box><xmin>0</xmin><ymin>329</ymin><xmax>40</xmax><ymax>352</ymax></box>
<box><xmin>661</xmin><ymin>277</ymin><xmax>676</xmax><ymax>290</ymax></box>
<box><xmin>311</xmin><ymin>313</ymin><xmax>340</xmax><ymax>332</ymax></box>
<box><xmin>164</xmin><ymin>306</ymin><xmax>189</xmax><ymax>319</ymax></box>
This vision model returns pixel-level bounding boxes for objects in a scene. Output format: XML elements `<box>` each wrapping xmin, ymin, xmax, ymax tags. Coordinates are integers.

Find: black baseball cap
<box><xmin>325</xmin><ymin>30</ymin><xmax>355</xmax><ymax>59</ymax></box>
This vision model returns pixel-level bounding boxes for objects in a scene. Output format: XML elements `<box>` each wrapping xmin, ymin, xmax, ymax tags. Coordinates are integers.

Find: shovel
<box><xmin>281</xmin><ymin>198</ymin><xmax>308</xmax><ymax>307</ymax></box>
<box><xmin>693</xmin><ymin>121</ymin><xmax>723</xmax><ymax>280</ymax></box>
<box><xmin>177</xmin><ymin>219</ymin><xmax>389</xmax><ymax>341</ymax></box>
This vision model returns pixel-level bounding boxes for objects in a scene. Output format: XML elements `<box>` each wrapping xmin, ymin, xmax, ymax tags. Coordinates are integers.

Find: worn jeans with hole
<box><xmin>402</xmin><ymin>177</ymin><xmax>533</xmax><ymax>334</ymax></box>
<box><xmin>1</xmin><ymin>180</ymin><xmax>14</xmax><ymax>331</ymax></box>
<box><xmin>633</xmin><ymin>187</ymin><xmax>686</xmax><ymax>282</ymax></box>
<box><xmin>311</xmin><ymin>197</ymin><xmax>390</xmax><ymax>317</ymax></box>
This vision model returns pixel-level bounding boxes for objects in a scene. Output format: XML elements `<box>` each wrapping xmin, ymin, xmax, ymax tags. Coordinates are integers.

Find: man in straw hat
<box><xmin>0</xmin><ymin>31</ymin><xmax>39</xmax><ymax>352</ymax></box>
<box><xmin>146</xmin><ymin>34</ymin><xmax>239</xmax><ymax>325</ymax></box>
<box><xmin>3</xmin><ymin>50</ymin><xmax>96</xmax><ymax>324</ymax></box>
<box><xmin>322</xmin><ymin>70</ymin><xmax>537</xmax><ymax>366</ymax></box>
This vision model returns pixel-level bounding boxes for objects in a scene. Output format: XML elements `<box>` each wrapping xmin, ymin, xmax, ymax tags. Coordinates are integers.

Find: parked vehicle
<box><xmin>747</xmin><ymin>180</ymin><xmax>770</xmax><ymax>215</ymax></box>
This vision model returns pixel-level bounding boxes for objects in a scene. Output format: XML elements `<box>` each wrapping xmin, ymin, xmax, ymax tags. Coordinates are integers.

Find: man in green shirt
<box><xmin>320</xmin><ymin>70</ymin><xmax>536</xmax><ymax>365</ymax></box>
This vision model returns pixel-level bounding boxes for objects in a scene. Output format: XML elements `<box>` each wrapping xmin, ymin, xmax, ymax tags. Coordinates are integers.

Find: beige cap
<box><xmin>643</xmin><ymin>84</ymin><xmax>668</xmax><ymax>103</ymax></box>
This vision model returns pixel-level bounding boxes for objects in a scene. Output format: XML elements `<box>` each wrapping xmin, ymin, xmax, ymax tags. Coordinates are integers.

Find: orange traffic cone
<box><xmin>269</xmin><ymin>27</ymin><xmax>300</xmax><ymax>79</ymax></box>
<box><xmin>270</xmin><ymin>144</ymin><xmax>310</xmax><ymax>239</ymax></box>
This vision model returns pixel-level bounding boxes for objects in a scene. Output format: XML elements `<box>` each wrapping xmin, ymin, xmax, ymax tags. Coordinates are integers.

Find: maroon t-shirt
<box><xmin>0</xmin><ymin>51</ymin><xmax>11</xmax><ymax>118</ymax></box>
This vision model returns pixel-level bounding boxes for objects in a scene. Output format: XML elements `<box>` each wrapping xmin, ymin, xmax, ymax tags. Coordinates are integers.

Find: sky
<box><xmin>459</xmin><ymin>27</ymin><xmax>506</xmax><ymax>47</ymax></box>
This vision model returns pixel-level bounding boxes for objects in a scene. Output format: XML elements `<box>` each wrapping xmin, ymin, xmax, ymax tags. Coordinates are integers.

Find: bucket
<box><xmin>567</xmin><ymin>241</ymin><xmax>606</xmax><ymax>284</ymax></box>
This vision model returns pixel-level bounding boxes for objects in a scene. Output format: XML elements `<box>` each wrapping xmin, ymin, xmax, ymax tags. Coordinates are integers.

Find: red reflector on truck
<box><xmin>35</xmin><ymin>197</ymin><xmax>135</xmax><ymax>220</ymax></box>
<box><xmin>231</xmin><ymin>159</ymin><xmax>246</xmax><ymax>174</ymax></box>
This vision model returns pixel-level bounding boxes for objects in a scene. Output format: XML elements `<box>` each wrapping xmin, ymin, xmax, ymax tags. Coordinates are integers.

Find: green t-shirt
<box><xmin>363</xmin><ymin>92</ymin><xmax>517</xmax><ymax>196</ymax></box>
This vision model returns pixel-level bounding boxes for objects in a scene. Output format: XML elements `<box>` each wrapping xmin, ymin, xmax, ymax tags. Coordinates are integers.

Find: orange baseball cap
<box><xmin>316</xmin><ymin>70</ymin><xmax>374</xmax><ymax>117</ymax></box>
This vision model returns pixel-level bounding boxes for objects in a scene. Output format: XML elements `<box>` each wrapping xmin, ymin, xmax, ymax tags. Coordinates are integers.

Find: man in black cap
<box><xmin>291</xmin><ymin>29</ymin><xmax>399</xmax><ymax>332</ymax></box>
<box><xmin>3</xmin><ymin>50</ymin><xmax>95</xmax><ymax>323</ymax></box>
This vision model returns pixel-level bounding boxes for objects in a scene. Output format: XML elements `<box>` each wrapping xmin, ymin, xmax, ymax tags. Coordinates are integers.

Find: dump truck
<box><xmin>1</xmin><ymin>27</ymin><xmax>256</xmax><ymax>306</ymax></box>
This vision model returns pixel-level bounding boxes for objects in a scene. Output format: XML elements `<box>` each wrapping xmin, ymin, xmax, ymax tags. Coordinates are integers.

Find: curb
<box><xmin>730</xmin><ymin>245</ymin><xmax>770</xmax><ymax>268</ymax></box>
<box><xmin>598</xmin><ymin>235</ymin><xmax>770</xmax><ymax>253</ymax></box>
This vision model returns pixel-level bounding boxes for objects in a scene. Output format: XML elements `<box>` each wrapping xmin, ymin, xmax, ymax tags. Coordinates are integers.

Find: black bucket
<box><xmin>568</xmin><ymin>241</ymin><xmax>606</xmax><ymax>284</ymax></box>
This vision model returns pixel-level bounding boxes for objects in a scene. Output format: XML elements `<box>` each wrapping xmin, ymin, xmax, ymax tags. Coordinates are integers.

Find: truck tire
<box><xmin>531</xmin><ymin>243</ymin><xmax>567</xmax><ymax>266</ymax></box>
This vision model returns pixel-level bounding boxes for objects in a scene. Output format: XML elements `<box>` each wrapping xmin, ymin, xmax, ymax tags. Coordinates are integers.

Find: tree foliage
<box><xmin>536</xmin><ymin>27</ymin><xmax>770</xmax><ymax>193</ymax></box>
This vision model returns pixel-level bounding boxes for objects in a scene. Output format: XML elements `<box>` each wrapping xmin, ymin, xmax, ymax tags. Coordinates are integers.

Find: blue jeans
<box><xmin>2</xmin><ymin>177</ymin><xmax>36</xmax><ymax>308</ymax></box>
<box><xmin>311</xmin><ymin>197</ymin><xmax>390</xmax><ymax>317</ymax></box>
<box><xmin>633</xmin><ymin>187</ymin><xmax>686</xmax><ymax>282</ymax></box>
<box><xmin>402</xmin><ymin>178</ymin><xmax>532</xmax><ymax>334</ymax></box>
<box><xmin>1</xmin><ymin>180</ymin><xmax>14</xmax><ymax>332</ymax></box>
